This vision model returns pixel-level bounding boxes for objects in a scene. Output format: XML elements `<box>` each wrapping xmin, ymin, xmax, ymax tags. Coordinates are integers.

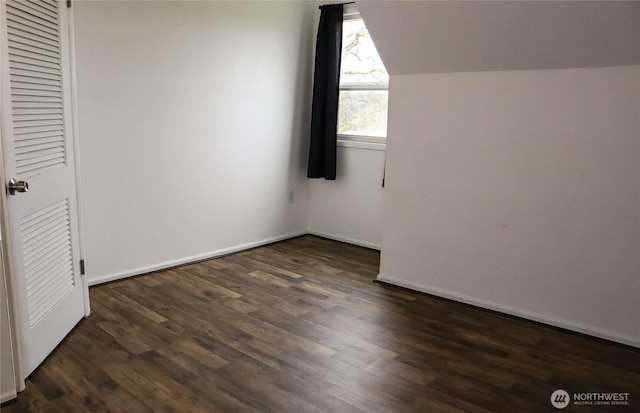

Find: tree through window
<box><xmin>338</xmin><ymin>9</ymin><xmax>388</xmax><ymax>141</ymax></box>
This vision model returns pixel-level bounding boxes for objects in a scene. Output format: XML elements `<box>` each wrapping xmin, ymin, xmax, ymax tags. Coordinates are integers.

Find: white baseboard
<box><xmin>1</xmin><ymin>389</ymin><xmax>17</xmax><ymax>404</ymax></box>
<box><xmin>376</xmin><ymin>273</ymin><xmax>640</xmax><ymax>349</ymax></box>
<box><xmin>88</xmin><ymin>231</ymin><xmax>306</xmax><ymax>286</ymax></box>
<box><xmin>88</xmin><ymin>235</ymin><xmax>638</xmax><ymax>347</ymax></box>
<box><xmin>307</xmin><ymin>231</ymin><xmax>381</xmax><ymax>250</ymax></box>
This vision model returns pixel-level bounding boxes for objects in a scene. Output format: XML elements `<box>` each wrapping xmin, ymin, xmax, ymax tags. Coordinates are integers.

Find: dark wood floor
<box><xmin>3</xmin><ymin>235</ymin><xmax>639</xmax><ymax>413</ymax></box>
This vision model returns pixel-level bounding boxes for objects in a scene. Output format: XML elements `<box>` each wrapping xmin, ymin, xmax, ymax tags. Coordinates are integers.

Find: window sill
<box><xmin>337</xmin><ymin>139</ymin><xmax>386</xmax><ymax>151</ymax></box>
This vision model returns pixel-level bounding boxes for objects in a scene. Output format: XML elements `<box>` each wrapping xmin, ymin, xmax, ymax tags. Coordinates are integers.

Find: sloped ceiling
<box><xmin>357</xmin><ymin>1</ymin><xmax>640</xmax><ymax>75</ymax></box>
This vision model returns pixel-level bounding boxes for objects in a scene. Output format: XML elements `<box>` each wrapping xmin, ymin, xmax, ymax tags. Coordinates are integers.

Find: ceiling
<box><xmin>357</xmin><ymin>1</ymin><xmax>640</xmax><ymax>75</ymax></box>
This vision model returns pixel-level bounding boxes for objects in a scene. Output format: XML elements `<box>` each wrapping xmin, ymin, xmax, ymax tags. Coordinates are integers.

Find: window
<box><xmin>338</xmin><ymin>7</ymin><xmax>389</xmax><ymax>143</ymax></box>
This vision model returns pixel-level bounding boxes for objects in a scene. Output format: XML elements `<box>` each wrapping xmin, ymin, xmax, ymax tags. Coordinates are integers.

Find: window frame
<box><xmin>337</xmin><ymin>6</ymin><xmax>388</xmax><ymax>146</ymax></box>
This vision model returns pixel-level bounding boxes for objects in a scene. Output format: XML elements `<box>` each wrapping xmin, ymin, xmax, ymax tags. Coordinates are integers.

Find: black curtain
<box><xmin>307</xmin><ymin>4</ymin><xmax>343</xmax><ymax>180</ymax></box>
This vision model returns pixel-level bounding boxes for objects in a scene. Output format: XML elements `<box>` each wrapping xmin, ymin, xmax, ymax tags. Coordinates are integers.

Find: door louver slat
<box><xmin>10</xmin><ymin>67</ymin><xmax>61</xmax><ymax>82</ymax></box>
<box><xmin>17</xmin><ymin>157</ymin><xmax>65</xmax><ymax>176</ymax></box>
<box><xmin>13</xmin><ymin>106</ymin><xmax>62</xmax><ymax>114</ymax></box>
<box><xmin>12</xmin><ymin>82</ymin><xmax>61</xmax><ymax>92</ymax></box>
<box><xmin>13</xmin><ymin>101</ymin><xmax>63</xmax><ymax>110</ymax></box>
<box><xmin>16</xmin><ymin>147</ymin><xmax>64</xmax><ymax>161</ymax></box>
<box><xmin>24</xmin><ymin>245</ymin><xmax>71</xmax><ymax>289</ymax></box>
<box><xmin>14</xmin><ymin>135</ymin><xmax>64</xmax><ymax>149</ymax></box>
<box><xmin>24</xmin><ymin>226</ymin><xmax>69</xmax><ymax>262</ymax></box>
<box><xmin>16</xmin><ymin>150</ymin><xmax>65</xmax><ymax>169</ymax></box>
<box><xmin>23</xmin><ymin>230</ymin><xmax>70</xmax><ymax>268</ymax></box>
<box><xmin>13</xmin><ymin>112</ymin><xmax>63</xmax><ymax>121</ymax></box>
<box><xmin>7</xmin><ymin>38</ymin><xmax>59</xmax><ymax>60</ymax></box>
<box><xmin>11</xmin><ymin>61</ymin><xmax>63</xmax><ymax>76</ymax></box>
<box><xmin>15</xmin><ymin>147</ymin><xmax>65</xmax><ymax>164</ymax></box>
<box><xmin>13</xmin><ymin>97</ymin><xmax>63</xmax><ymax>106</ymax></box>
<box><xmin>8</xmin><ymin>1</ymin><xmax>57</xmax><ymax>22</ymax></box>
<box><xmin>39</xmin><ymin>0</ymin><xmax>59</xmax><ymax>13</ymax></box>
<box><xmin>11</xmin><ymin>89</ymin><xmax>63</xmax><ymax>100</ymax></box>
<box><xmin>7</xmin><ymin>18</ymin><xmax>59</xmax><ymax>43</ymax></box>
<box><xmin>15</xmin><ymin>131</ymin><xmax>63</xmax><ymax>144</ymax></box>
<box><xmin>19</xmin><ymin>0</ymin><xmax>58</xmax><ymax>18</ymax></box>
<box><xmin>20</xmin><ymin>199</ymin><xmax>75</xmax><ymax>327</ymax></box>
<box><xmin>28</xmin><ymin>266</ymin><xmax>73</xmax><ymax>324</ymax></box>
<box><xmin>7</xmin><ymin>6</ymin><xmax>59</xmax><ymax>31</ymax></box>
<box><xmin>24</xmin><ymin>241</ymin><xmax>70</xmax><ymax>281</ymax></box>
<box><xmin>7</xmin><ymin>0</ymin><xmax>65</xmax><ymax>178</ymax></box>
<box><xmin>28</xmin><ymin>263</ymin><xmax>73</xmax><ymax>309</ymax></box>
<box><xmin>10</xmin><ymin>75</ymin><xmax>61</xmax><ymax>87</ymax></box>
<box><xmin>8</xmin><ymin>33</ymin><xmax>60</xmax><ymax>56</ymax></box>
<box><xmin>20</xmin><ymin>201</ymin><xmax>68</xmax><ymax>232</ymax></box>
<box><xmin>12</xmin><ymin>118</ymin><xmax>63</xmax><ymax>128</ymax></box>
<box><xmin>10</xmin><ymin>51</ymin><xmax>60</xmax><ymax>67</ymax></box>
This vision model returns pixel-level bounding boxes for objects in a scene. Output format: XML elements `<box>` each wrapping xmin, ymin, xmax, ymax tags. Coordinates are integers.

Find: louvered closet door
<box><xmin>1</xmin><ymin>0</ymin><xmax>87</xmax><ymax>377</ymax></box>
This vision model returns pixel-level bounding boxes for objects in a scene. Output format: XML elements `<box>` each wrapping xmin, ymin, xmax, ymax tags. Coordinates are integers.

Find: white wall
<box><xmin>308</xmin><ymin>143</ymin><xmax>385</xmax><ymax>249</ymax></box>
<box><xmin>378</xmin><ymin>66</ymin><xmax>640</xmax><ymax>346</ymax></box>
<box><xmin>74</xmin><ymin>1</ymin><xmax>314</xmax><ymax>284</ymax></box>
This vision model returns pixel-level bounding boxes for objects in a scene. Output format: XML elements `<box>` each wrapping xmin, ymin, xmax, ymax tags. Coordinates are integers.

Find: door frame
<box><xmin>66</xmin><ymin>0</ymin><xmax>90</xmax><ymax>317</ymax></box>
<box><xmin>0</xmin><ymin>120</ymin><xmax>25</xmax><ymax>395</ymax></box>
<box><xmin>0</xmin><ymin>0</ymin><xmax>89</xmax><ymax>385</ymax></box>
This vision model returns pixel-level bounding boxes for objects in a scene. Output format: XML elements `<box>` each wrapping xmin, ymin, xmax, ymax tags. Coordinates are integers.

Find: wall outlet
<box><xmin>288</xmin><ymin>189</ymin><xmax>295</xmax><ymax>204</ymax></box>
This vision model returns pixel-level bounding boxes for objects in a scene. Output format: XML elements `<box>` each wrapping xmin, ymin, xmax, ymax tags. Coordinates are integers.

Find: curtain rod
<box><xmin>318</xmin><ymin>2</ymin><xmax>354</xmax><ymax>9</ymax></box>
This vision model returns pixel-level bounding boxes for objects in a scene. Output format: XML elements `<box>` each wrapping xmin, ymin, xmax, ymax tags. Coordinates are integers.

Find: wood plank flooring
<box><xmin>3</xmin><ymin>235</ymin><xmax>639</xmax><ymax>412</ymax></box>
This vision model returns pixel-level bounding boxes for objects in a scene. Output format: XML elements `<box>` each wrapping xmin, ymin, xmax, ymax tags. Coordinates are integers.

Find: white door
<box><xmin>1</xmin><ymin>0</ymin><xmax>87</xmax><ymax>377</ymax></box>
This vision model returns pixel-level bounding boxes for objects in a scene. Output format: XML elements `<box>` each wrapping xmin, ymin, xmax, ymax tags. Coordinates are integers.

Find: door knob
<box><xmin>7</xmin><ymin>178</ymin><xmax>29</xmax><ymax>195</ymax></box>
